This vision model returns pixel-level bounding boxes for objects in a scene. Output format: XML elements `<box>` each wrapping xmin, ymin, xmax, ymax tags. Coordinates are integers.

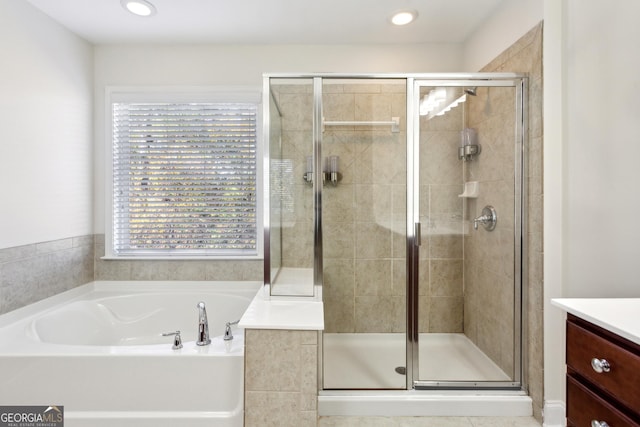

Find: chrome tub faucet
<box><xmin>196</xmin><ymin>301</ymin><xmax>211</xmax><ymax>346</ymax></box>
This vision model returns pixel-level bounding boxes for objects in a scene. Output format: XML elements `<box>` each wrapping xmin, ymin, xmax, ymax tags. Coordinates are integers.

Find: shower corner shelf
<box><xmin>458</xmin><ymin>181</ymin><xmax>479</xmax><ymax>198</ymax></box>
<box><xmin>323</xmin><ymin>116</ymin><xmax>400</xmax><ymax>133</ymax></box>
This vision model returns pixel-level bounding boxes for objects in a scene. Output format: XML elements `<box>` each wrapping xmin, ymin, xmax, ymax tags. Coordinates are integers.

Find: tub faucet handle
<box><xmin>162</xmin><ymin>330</ymin><xmax>183</xmax><ymax>350</ymax></box>
<box><xmin>223</xmin><ymin>319</ymin><xmax>240</xmax><ymax>341</ymax></box>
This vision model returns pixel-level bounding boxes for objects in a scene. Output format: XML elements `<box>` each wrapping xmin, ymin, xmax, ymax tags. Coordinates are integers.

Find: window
<box><xmin>107</xmin><ymin>90</ymin><xmax>261</xmax><ymax>258</ymax></box>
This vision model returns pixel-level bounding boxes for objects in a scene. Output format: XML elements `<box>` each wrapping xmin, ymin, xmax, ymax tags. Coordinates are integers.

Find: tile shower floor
<box><xmin>318</xmin><ymin>416</ymin><xmax>541</xmax><ymax>426</ymax></box>
<box><xmin>324</xmin><ymin>333</ymin><xmax>509</xmax><ymax>389</ymax></box>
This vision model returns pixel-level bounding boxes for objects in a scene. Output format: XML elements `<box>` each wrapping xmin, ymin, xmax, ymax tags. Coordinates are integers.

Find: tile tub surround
<box><xmin>0</xmin><ymin>233</ymin><xmax>264</xmax><ymax>316</ymax></box>
<box><xmin>93</xmin><ymin>234</ymin><xmax>263</xmax><ymax>281</ymax></box>
<box><xmin>240</xmin><ymin>286</ymin><xmax>323</xmax><ymax>427</ymax></box>
<box><xmin>0</xmin><ymin>235</ymin><xmax>94</xmax><ymax>315</ymax></box>
<box><xmin>244</xmin><ymin>329</ymin><xmax>319</xmax><ymax>427</ymax></box>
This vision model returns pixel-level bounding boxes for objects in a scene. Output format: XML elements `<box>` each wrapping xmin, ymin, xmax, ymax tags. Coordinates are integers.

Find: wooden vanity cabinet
<box><xmin>566</xmin><ymin>314</ymin><xmax>640</xmax><ymax>427</ymax></box>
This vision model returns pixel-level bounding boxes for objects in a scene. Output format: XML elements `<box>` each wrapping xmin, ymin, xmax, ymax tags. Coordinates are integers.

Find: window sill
<box><xmin>100</xmin><ymin>255</ymin><xmax>264</xmax><ymax>261</ymax></box>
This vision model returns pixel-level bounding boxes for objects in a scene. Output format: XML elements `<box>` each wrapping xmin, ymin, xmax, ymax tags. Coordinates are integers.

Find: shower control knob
<box><xmin>590</xmin><ymin>358</ymin><xmax>611</xmax><ymax>373</ymax></box>
<box><xmin>473</xmin><ymin>206</ymin><xmax>497</xmax><ymax>231</ymax></box>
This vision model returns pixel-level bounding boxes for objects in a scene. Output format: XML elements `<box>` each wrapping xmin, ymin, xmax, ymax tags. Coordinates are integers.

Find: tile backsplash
<box><xmin>93</xmin><ymin>235</ymin><xmax>263</xmax><ymax>282</ymax></box>
<box><xmin>0</xmin><ymin>235</ymin><xmax>94</xmax><ymax>315</ymax></box>
<box><xmin>0</xmin><ymin>233</ymin><xmax>263</xmax><ymax>315</ymax></box>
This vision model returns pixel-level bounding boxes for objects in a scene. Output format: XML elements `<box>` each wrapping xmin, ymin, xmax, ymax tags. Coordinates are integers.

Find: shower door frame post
<box><xmin>313</xmin><ymin>77</ymin><xmax>324</xmax><ymax>290</ymax></box>
<box><xmin>262</xmin><ymin>76</ymin><xmax>272</xmax><ymax>289</ymax></box>
<box><xmin>405</xmin><ymin>78</ymin><xmax>419</xmax><ymax>391</ymax></box>
<box><xmin>514</xmin><ymin>76</ymin><xmax>529</xmax><ymax>390</ymax></box>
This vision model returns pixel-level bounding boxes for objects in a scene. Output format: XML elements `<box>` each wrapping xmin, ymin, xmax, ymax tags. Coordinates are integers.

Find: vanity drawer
<box><xmin>567</xmin><ymin>317</ymin><xmax>640</xmax><ymax>410</ymax></box>
<box><xmin>567</xmin><ymin>375</ymin><xmax>640</xmax><ymax>427</ymax></box>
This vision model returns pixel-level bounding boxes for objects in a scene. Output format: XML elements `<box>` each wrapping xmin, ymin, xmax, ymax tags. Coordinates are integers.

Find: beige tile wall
<box><xmin>475</xmin><ymin>23</ymin><xmax>544</xmax><ymax>421</ymax></box>
<box><xmin>244</xmin><ymin>329</ymin><xmax>319</xmax><ymax>427</ymax></box>
<box><xmin>272</xmin><ymin>81</ymin><xmax>411</xmax><ymax>334</ymax></box>
<box><xmin>463</xmin><ymin>83</ymin><xmax>517</xmax><ymax>376</ymax></box>
<box><xmin>268</xmin><ymin>93</ymin><xmax>285</xmax><ymax>275</ymax></box>
<box><xmin>319</xmin><ymin>82</ymin><xmax>466</xmax><ymax>334</ymax></box>
<box><xmin>271</xmin><ymin>81</ymin><xmax>476</xmax><ymax>335</ymax></box>
<box><xmin>419</xmin><ymin>101</ymin><xmax>465</xmax><ymax>334</ymax></box>
<box><xmin>276</xmin><ymin>82</ymin><xmax>315</xmax><ymax>270</ymax></box>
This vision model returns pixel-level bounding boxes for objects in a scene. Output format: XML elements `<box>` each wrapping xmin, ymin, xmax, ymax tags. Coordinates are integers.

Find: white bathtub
<box><xmin>0</xmin><ymin>281</ymin><xmax>261</xmax><ymax>427</ymax></box>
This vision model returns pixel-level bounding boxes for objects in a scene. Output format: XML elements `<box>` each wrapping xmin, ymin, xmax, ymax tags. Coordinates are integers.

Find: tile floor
<box><xmin>318</xmin><ymin>416</ymin><xmax>542</xmax><ymax>427</ymax></box>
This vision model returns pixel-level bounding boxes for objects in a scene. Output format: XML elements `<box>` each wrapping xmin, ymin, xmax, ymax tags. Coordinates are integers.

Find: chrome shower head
<box><xmin>464</xmin><ymin>87</ymin><xmax>477</xmax><ymax>96</ymax></box>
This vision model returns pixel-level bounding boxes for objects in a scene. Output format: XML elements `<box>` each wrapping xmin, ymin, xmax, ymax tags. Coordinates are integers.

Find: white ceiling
<box><xmin>25</xmin><ymin>0</ymin><xmax>506</xmax><ymax>45</ymax></box>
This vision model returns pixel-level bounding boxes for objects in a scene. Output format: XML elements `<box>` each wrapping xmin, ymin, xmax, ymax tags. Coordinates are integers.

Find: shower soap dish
<box><xmin>458</xmin><ymin>181</ymin><xmax>479</xmax><ymax>198</ymax></box>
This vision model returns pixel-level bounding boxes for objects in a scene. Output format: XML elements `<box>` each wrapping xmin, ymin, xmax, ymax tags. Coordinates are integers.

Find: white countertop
<box><xmin>551</xmin><ymin>298</ymin><xmax>640</xmax><ymax>346</ymax></box>
<box><xmin>239</xmin><ymin>285</ymin><xmax>324</xmax><ymax>331</ymax></box>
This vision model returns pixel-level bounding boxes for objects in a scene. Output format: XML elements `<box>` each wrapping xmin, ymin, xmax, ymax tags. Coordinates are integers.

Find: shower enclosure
<box><xmin>264</xmin><ymin>73</ymin><xmax>527</xmax><ymax>393</ymax></box>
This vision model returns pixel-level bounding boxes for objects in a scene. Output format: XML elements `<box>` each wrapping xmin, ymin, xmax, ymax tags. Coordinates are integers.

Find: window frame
<box><xmin>104</xmin><ymin>86</ymin><xmax>263</xmax><ymax>260</ymax></box>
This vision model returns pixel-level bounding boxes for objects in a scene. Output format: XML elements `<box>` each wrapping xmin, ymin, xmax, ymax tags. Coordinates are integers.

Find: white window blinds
<box><xmin>112</xmin><ymin>101</ymin><xmax>258</xmax><ymax>257</ymax></box>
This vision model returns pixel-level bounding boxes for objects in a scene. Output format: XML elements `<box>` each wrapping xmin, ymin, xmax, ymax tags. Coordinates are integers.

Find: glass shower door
<box><xmin>321</xmin><ymin>77</ymin><xmax>407</xmax><ymax>389</ymax></box>
<box><xmin>410</xmin><ymin>79</ymin><xmax>525</xmax><ymax>389</ymax></box>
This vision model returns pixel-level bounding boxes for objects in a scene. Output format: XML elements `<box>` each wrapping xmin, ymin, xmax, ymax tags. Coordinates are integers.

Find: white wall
<box><xmin>544</xmin><ymin>0</ymin><xmax>640</xmax><ymax>422</ymax></box>
<box><xmin>564</xmin><ymin>0</ymin><xmax>640</xmax><ymax>297</ymax></box>
<box><xmin>543</xmin><ymin>1</ymin><xmax>567</xmax><ymax>422</ymax></box>
<box><xmin>93</xmin><ymin>43</ymin><xmax>464</xmax><ymax>232</ymax></box>
<box><xmin>0</xmin><ymin>0</ymin><xmax>93</xmax><ymax>249</ymax></box>
<box><xmin>463</xmin><ymin>0</ymin><xmax>543</xmax><ymax>71</ymax></box>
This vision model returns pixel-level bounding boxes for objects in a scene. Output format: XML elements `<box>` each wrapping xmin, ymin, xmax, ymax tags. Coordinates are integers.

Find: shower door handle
<box><xmin>414</xmin><ymin>223</ymin><xmax>421</xmax><ymax>246</ymax></box>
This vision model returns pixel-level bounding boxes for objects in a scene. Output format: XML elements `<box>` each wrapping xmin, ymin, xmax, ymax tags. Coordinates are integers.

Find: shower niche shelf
<box><xmin>458</xmin><ymin>181</ymin><xmax>479</xmax><ymax>198</ymax></box>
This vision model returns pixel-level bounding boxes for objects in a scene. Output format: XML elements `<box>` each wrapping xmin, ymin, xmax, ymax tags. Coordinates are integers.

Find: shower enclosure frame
<box><xmin>263</xmin><ymin>72</ymin><xmax>528</xmax><ymax>393</ymax></box>
<box><xmin>407</xmin><ymin>76</ymin><xmax>528</xmax><ymax>391</ymax></box>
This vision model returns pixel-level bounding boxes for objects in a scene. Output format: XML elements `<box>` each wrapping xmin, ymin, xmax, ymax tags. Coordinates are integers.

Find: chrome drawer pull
<box><xmin>591</xmin><ymin>421</ymin><xmax>610</xmax><ymax>427</ymax></box>
<box><xmin>591</xmin><ymin>358</ymin><xmax>611</xmax><ymax>373</ymax></box>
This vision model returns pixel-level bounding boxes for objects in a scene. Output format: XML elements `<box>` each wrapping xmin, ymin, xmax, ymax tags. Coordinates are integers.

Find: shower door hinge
<box><xmin>414</xmin><ymin>223</ymin><xmax>421</xmax><ymax>246</ymax></box>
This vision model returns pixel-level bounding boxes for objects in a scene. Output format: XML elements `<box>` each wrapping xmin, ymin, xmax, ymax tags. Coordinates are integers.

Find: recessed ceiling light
<box><xmin>390</xmin><ymin>10</ymin><xmax>418</xmax><ymax>26</ymax></box>
<box><xmin>121</xmin><ymin>0</ymin><xmax>157</xmax><ymax>17</ymax></box>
